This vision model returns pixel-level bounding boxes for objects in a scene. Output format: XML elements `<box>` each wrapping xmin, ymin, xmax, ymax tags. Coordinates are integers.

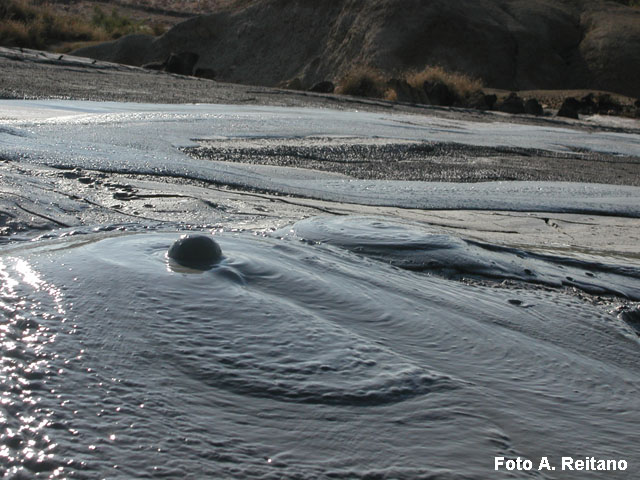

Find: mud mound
<box><xmin>72</xmin><ymin>0</ymin><xmax>640</xmax><ymax>97</ymax></box>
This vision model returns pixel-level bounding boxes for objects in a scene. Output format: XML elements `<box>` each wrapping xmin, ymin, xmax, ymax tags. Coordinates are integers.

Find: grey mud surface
<box><xmin>3</xmin><ymin>47</ymin><xmax>639</xmax><ymax>186</ymax></box>
<box><xmin>1</xmin><ymin>46</ymin><xmax>639</xmax><ymax>272</ymax></box>
<box><xmin>2</xmin><ymin>160</ymin><xmax>639</xmax><ymax>263</ymax></box>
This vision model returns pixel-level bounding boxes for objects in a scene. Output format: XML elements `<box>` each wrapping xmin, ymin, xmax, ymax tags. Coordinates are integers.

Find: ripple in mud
<box><xmin>2</xmin><ymin>223</ymin><xmax>640</xmax><ymax>479</ymax></box>
<box><xmin>277</xmin><ymin>216</ymin><xmax>640</xmax><ymax>300</ymax></box>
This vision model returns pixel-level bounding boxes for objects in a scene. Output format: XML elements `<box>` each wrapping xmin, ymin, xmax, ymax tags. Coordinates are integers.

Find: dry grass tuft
<box><xmin>336</xmin><ymin>66</ymin><xmax>388</xmax><ymax>99</ymax></box>
<box><xmin>0</xmin><ymin>0</ymin><xmax>161</xmax><ymax>51</ymax></box>
<box><xmin>384</xmin><ymin>88</ymin><xmax>398</xmax><ymax>102</ymax></box>
<box><xmin>336</xmin><ymin>64</ymin><xmax>484</xmax><ymax>105</ymax></box>
<box><xmin>406</xmin><ymin>65</ymin><xmax>484</xmax><ymax>99</ymax></box>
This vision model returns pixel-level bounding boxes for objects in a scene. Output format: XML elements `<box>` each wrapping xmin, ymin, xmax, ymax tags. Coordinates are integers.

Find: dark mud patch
<box><xmin>183</xmin><ymin>137</ymin><xmax>640</xmax><ymax>184</ymax></box>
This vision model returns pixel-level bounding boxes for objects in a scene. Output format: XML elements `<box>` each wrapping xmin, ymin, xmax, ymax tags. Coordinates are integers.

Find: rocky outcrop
<box><xmin>72</xmin><ymin>0</ymin><xmax>640</xmax><ymax>98</ymax></box>
<box><xmin>496</xmin><ymin>93</ymin><xmax>525</xmax><ymax>114</ymax></box>
<box><xmin>524</xmin><ymin>98</ymin><xmax>543</xmax><ymax>116</ymax></box>
<box><xmin>557</xmin><ymin>98</ymin><xmax>581</xmax><ymax>119</ymax></box>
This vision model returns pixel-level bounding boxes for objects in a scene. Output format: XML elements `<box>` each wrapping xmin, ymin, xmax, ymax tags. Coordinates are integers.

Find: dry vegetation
<box><xmin>335</xmin><ymin>66</ymin><xmax>389</xmax><ymax>99</ymax></box>
<box><xmin>0</xmin><ymin>0</ymin><xmax>166</xmax><ymax>50</ymax></box>
<box><xmin>336</xmin><ymin>64</ymin><xmax>484</xmax><ymax>105</ymax></box>
<box><xmin>406</xmin><ymin>66</ymin><xmax>483</xmax><ymax>100</ymax></box>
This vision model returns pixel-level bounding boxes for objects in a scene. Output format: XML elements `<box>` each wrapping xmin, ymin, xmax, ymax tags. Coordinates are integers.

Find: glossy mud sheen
<box><xmin>1</xmin><ymin>101</ymin><xmax>639</xmax><ymax>479</ymax></box>
<box><xmin>1</xmin><ymin>218</ymin><xmax>639</xmax><ymax>479</ymax></box>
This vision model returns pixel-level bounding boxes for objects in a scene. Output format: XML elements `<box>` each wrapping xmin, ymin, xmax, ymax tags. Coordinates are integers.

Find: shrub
<box><xmin>336</xmin><ymin>66</ymin><xmax>388</xmax><ymax>99</ymax></box>
<box><xmin>406</xmin><ymin>65</ymin><xmax>484</xmax><ymax>100</ymax></box>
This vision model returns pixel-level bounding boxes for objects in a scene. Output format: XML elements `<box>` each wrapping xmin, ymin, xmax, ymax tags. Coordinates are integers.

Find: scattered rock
<box><xmin>468</xmin><ymin>91</ymin><xmax>497</xmax><ymax>110</ymax></box>
<box><xmin>557</xmin><ymin>97</ymin><xmax>580</xmax><ymax>119</ymax></box>
<box><xmin>496</xmin><ymin>92</ymin><xmax>525</xmax><ymax>114</ymax></box>
<box><xmin>309</xmin><ymin>81</ymin><xmax>335</xmax><ymax>93</ymax></box>
<box><xmin>524</xmin><ymin>98</ymin><xmax>543</xmax><ymax>116</ymax></box>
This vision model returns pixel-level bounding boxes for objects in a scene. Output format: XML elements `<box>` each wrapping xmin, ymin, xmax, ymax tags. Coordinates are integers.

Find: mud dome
<box><xmin>0</xmin><ymin>223</ymin><xmax>638</xmax><ymax>479</ymax></box>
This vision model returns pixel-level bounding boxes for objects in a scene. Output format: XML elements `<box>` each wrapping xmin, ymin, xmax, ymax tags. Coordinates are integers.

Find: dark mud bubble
<box><xmin>167</xmin><ymin>234</ymin><xmax>222</xmax><ymax>270</ymax></box>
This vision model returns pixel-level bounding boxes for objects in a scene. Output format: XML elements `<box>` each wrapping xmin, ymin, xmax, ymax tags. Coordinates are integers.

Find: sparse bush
<box><xmin>406</xmin><ymin>65</ymin><xmax>484</xmax><ymax>100</ymax></box>
<box><xmin>336</xmin><ymin>66</ymin><xmax>388</xmax><ymax>99</ymax></box>
<box><xmin>335</xmin><ymin>64</ymin><xmax>485</xmax><ymax>107</ymax></box>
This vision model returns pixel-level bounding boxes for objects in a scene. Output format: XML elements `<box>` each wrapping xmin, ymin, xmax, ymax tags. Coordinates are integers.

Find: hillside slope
<box><xmin>72</xmin><ymin>0</ymin><xmax>640</xmax><ymax>98</ymax></box>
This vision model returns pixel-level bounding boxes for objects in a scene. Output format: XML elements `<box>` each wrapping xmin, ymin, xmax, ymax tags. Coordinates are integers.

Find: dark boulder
<box><xmin>195</xmin><ymin>67</ymin><xmax>216</xmax><ymax>80</ymax></box>
<box><xmin>484</xmin><ymin>93</ymin><xmax>497</xmax><ymax>110</ymax></box>
<box><xmin>309</xmin><ymin>81</ymin><xmax>335</xmax><ymax>93</ymax></box>
<box><xmin>579</xmin><ymin>93</ymin><xmax>597</xmax><ymax>114</ymax></box>
<box><xmin>424</xmin><ymin>81</ymin><xmax>455</xmax><ymax>106</ymax></box>
<box><xmin>165</xmin><ymin>51</ymin><xmax>199</xmax><ymax>76</ymax></box>
<box><xmin>524</xmin><ymin>98</ymin><xmax>543</xmax><ymax>116</ymax></box>
<box><xmin>496</xmin><ymin>92</ymin><xmax>525</xmax><ymax>114</ymax></box>
<box><xmin>387</xmin><ymin>78</ymin><xmax>428</xmax><ymax>104</ymax></box>
<box><xmin>595</xmin><ymin>94</ymin><xmax>622</xmax><ymax>115</ymax></box>
<box><xmin>557</xmin><ymin>97</ymin><xmax>580</xmax><ymax>119</ymax></box>
<box><xmin>468</xmin><ymin>91</ymin><xmax>497</xmax><ymax>110</ymax></box>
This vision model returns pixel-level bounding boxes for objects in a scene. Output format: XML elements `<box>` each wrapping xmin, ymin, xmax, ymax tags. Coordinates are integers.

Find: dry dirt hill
<box><xmin>72</xmin><ymin>0</ymin><xmax>640</xmax><ymax>98</ymax></box>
